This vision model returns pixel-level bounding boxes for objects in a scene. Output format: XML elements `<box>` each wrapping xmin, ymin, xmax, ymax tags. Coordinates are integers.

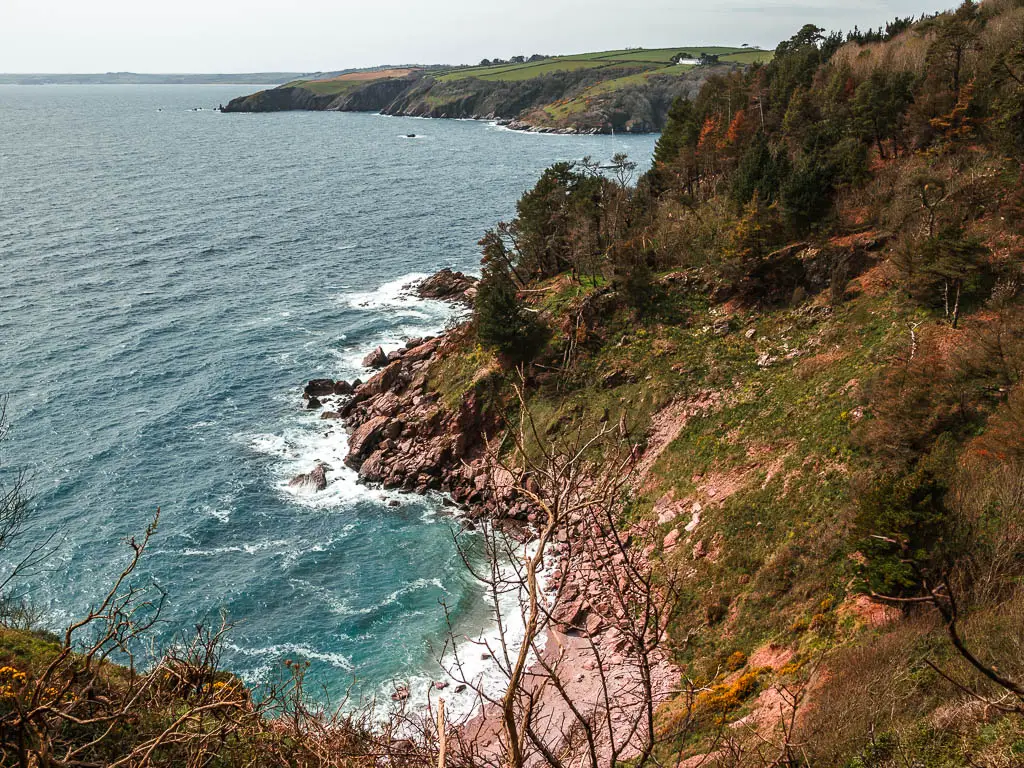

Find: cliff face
<box><xmin>329</xmin><ymin>75</ymin><xmax>423</xmax><ymax>112</ymax></box>
<box><xmin>514</xmin><ymin>70</ymin><xmax>712</xmax><ymax>133</ymax></box>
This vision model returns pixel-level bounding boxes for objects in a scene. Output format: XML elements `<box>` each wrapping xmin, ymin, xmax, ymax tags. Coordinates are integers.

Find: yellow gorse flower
<box><xmin>0</xmin><ymin>666</ymin><xmax>28</xmax><ymax>700</ymax></box>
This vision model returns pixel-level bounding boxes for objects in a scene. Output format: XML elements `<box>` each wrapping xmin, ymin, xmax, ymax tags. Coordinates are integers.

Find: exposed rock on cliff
<box><xmin>221</xmin><ymin>86</ymin><xmax>336</xmax><ymax>112</ymax></box>
<box><xmin>339</xmin><ymin>332</ymin><xmax>521</xmax><ymax>517</ymax></box>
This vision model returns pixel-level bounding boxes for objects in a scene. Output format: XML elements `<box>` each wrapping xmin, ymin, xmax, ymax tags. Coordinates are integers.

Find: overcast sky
<box><xmin>2</xmin><ymin>0</ymin><xmax>949</xmax><ymax>74</ymax></box>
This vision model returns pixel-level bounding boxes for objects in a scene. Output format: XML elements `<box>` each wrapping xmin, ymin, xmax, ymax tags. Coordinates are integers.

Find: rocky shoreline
<box><xmin>297</xmin><ymin>269</ymin><xmax>677</xmax><ymax>760</ymax></box>
<box><xmin>494</xmin><ymin>118</ymin><xmax>611</xmax><ymax>135</ymax></box>
<box><xmin>295</xmin><ymin>269</ymin><xmax>534</xmax><ymax>523</ymax></box>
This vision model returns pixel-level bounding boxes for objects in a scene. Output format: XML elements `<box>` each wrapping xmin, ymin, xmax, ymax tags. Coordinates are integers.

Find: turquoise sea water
<box><xmin>0</xmin><ymin>84</ymin><xmax>657</xmax><ymax>712</ymax></box>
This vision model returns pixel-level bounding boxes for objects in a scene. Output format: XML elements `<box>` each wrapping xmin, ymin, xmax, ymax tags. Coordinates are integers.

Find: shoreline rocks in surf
<box><xmin>288</xmin><ymin>463</ymin><xmax>328</xmax><ymax>492</ymax></box>
<box><xmin>335</xmin><ymin>269</ymin><xmax>548</xmax><ymax>522</ymax></box>
<box><xmin>289</xmin><ymin>268</ymin><xmax>538</xmax><ymax>522</ymax></box>
<box><xmin>414</xmin><ymin>267</ymin><xmax>477</xmax><ymax>305</ymax></box>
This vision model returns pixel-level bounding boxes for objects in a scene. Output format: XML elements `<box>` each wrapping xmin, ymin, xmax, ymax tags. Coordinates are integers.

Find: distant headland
<box><xmin>220</xmin><ymin>46</ymin><xmax>773</xmax><ymax>134</ymax></box>
<box><xmin>0</xmin><ymin>72</ymin><xmax>306</xmax><ymax>85</ymax></box>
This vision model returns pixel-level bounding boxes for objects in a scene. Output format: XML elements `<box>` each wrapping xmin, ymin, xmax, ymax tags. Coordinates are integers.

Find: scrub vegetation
<box><xmin>7</xmin><ymin>0</ymin><xmax>1024</xmax><ymax>765</ymax></box>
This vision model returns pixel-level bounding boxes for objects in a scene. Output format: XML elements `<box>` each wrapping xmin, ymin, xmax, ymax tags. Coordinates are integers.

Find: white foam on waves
<box><xmin>334</xmin><ymin>272</ymin><xmax>468</xmax><ymax>371</ymax></box>
<box><xmin>340</xmin><ymin>272</ymin><xmax>431</xmax><ymax>312</ymax></box>
<box><xmin>225</xmin><ymin>641</ymin><xmax>355</xmax><ymax>689</ymax></box>
<box><xmin>378</xmin><ymin>533</ymin><xmax>548</xmax><ymax>724</ymax></box>
<box><xmin>249</xmin><ymin>398</ymin><xmax>397</xmax><ymax>510</ymax></box>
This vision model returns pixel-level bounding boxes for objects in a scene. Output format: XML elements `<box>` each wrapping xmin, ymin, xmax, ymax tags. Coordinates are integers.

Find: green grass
<box><xmin>438</xmin><ymin>59</ymin><xmax>610</xmax><ymax>82</ymax></box>
<box><xmin>477</xmin><ymin>60</ymin><xmax>614</xmax><ymax>81</ymax></box>
<box><xmin>720</xmin><ymin>49</ymin><xmax>775</xmax><ymax>64</ymax></box>
<box><xmin>287</xmin><ymin>78</ymin><xmax>366</xmax><ymax>96</ymax></box>
<box><xmin>0</xmin><ymin>627</ymin><xmax>62</xmax><ymax>672</ymax></box>
<box><xmin>437</xmin><ymin>45</ymin><xmax>772</xmax><ymax>85</ymax></box>
<box><xmin>560</xmin><ymin>46</ymin><xmax>763</xmax><ymax>63</ymax></box>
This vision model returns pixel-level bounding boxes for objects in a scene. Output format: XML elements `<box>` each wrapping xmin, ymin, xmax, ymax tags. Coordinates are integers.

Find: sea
<box><xmin>0</xmin><ymin>84</ymin><xmax>657</xmax><ymax>716</ymax></box>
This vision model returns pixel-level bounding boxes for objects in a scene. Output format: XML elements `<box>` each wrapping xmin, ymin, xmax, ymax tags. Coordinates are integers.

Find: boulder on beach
<box><xmin>306</xmin><ymin>395</ymin><xmax>323</xmax><ymax>410</ymax></box>
<box><xmin>288</xmin><ymin>464</ymin><xmax>328</xmax><ymax>492</ymax></box>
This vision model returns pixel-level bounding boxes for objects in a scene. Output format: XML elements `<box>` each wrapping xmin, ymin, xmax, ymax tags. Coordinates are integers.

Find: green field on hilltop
<box><xmin>436</xmin><ymin>45</ymin><xmax>772</xmax><ymax>83</ymax></box>
<box><xmin>559</xmin><ymin>45</ymin><xmax>761</xmax><ymax>63</ymax></box>
<box><xmin>262</xmin><ymin>44</ymin><xmax>774</xmax><ymax>104</ymax></box>
<box><xmin>255</xmin><ymin>43</ymin><xmax>774</xmax><ymax>129</ymax></box>
<box><xmin>719</xmin><ymin>49</ymin><xmax>775</xmax><ymax>64</ymax></box>
<box><xmin>439</xmin><ymin>59</ymin><xmax>614</xmax><ymax>83</ymax></box>
<box><xmin>286</xmin><ymin>78</ymin><xmax>365</xmax><ymax>96</ymax></box>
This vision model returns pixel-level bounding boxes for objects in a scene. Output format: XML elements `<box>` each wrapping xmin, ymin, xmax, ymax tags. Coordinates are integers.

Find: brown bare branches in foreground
<box><xmin>0</xmin><ymin>511</ymin><xmax>386</xmax><ymax>768</ymax></box>
<box><xmin>437</xmin><ymin>382</ymin><xmax>688</xmax><ymax>768</ymax></box>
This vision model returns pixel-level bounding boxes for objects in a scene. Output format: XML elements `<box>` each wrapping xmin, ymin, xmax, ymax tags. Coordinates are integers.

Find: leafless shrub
<box><xmin>0</xmin><ymin>397</ymin><xmax>61</xmax><ymax>623</ymax></box>
<box><xmin>437</xmin><ymin>380</ymin><xmax>687</xmax><ymax>768</ymax></box>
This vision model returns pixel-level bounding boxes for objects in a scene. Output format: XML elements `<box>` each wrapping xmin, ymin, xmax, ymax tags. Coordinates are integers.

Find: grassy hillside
<box><xmin>428</xmin><ymin>1</ymin><xmax>1024</xmax><ymax>764</ymax></box>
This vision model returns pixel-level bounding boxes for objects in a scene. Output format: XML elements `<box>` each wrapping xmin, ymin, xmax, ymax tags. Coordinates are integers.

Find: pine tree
<box><xmin>474</xmin><ymin>250</ymin><xmax>545</xmax><ymax>360</ymax></box>
<box><xmin>853</xmin><ymin>70</ymin><xmax>916</xmax><ymax>158</ymax></box>
<box><xmin>648</xmin><ymin>98</ymin><xmax>700</xmax><ymax>194</ymax></box>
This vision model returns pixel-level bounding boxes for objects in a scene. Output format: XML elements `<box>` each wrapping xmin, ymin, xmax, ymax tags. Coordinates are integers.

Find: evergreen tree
<box><xmin>648</xmin><ymin>98</ymin><xmax>700</xmax><ymax>193</ymax></box>
<box><xmin>852</xmin><ymin>70</ymin><xmax>916</xmax><ymax>158</ymax></box>
<box><xmin>731</xmin><ymin>133</ymin><xmax>788</xmax><ymax>206</ymax></box>
<box><xmin>895</xmin><ymin>220</ymin><xmax>988</xmax><ymax>328</ymax></box>
<box><xmin>474</xmin><ymin>248</ymin><xmax>545</xmax><ymax>360</ymax></box>
<box><xmin>513</xmin><ymin>162</ymin><xmax>604</xmax><ymax>280</ymax></box>
<box><xmin>919</xmin><ymin>224</ymin><xmax>988</xmax><ymax>328</ymax></box>
<box><xmin>780</xmin><ymin>148</ymin><xmax>837</xmax><ymax>232</ymax></box>
<box><xmin>768</xmin><ymin>24</ymin><xmax>826</xmax><ymax>121</ymax></box>
<box><xmin>928</xmin><ymin>0</ymin><xmax>982</xmax><ymax>105</ymax></box>
<box><xmin>987</xmin><ymin>19</ymin><xmax>1024</xmax><ymax>160</ymax></box>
